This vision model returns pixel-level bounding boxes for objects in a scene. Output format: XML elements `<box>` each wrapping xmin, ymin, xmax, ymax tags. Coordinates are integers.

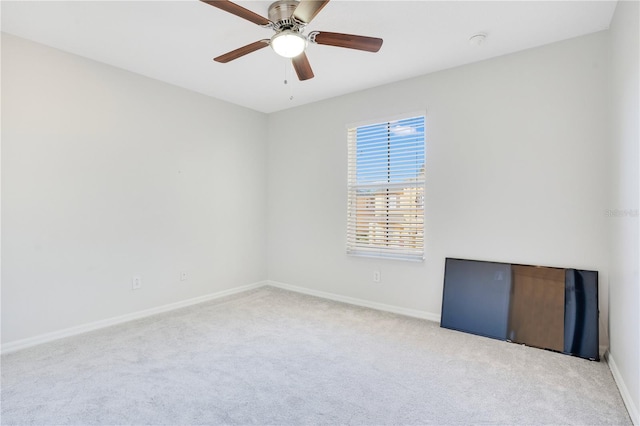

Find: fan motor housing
<box><xmin>269</xmin><ymin>0</ymin><xmax>301</xmax><ymax>31</ymax></box>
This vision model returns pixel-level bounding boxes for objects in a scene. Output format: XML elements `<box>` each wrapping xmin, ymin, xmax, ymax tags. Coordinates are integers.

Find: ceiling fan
<box><xmin>201</xmin><ymin>0</ymin><xmax>383</xmax><ymax>81</ymax></box>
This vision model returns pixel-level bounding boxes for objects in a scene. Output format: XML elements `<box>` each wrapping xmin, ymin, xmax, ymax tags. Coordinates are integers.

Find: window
<box><xmin>347</xmin><ymin>115</ymin><xmax>425</xmax><ymax>261</ymax></box>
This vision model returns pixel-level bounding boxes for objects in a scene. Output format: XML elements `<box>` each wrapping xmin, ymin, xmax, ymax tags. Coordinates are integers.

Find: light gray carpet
<box><xmin>1</xmin><ymin>286</ymin><xmax>632</xmax><ymax>425</ymax></box>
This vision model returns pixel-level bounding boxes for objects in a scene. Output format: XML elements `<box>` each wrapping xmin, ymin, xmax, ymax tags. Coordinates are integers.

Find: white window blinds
<box><xmin>347</xmin><ymin>115</ymin><xmax>425</xmax><ymax>261</ymax></box>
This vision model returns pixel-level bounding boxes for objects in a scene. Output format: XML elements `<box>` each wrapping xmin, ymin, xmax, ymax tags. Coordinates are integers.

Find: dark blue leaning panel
<box><xmin>441</xmin><ymin>258</ymin><xmax>511</xmax><ymax>341</ymax></box>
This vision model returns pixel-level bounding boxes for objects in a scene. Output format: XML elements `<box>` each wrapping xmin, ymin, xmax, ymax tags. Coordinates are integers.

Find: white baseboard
<box><xmin>1</xmin><ymin>281</ymin><xmax>267</xmax><ymax>355</ymax></box>
<box><xmin>267</xmin><ymin>280</ymin><xmax>441</xmax><ymax>323</ymax></box>
<box><xmin>2</xmin><ymin>280</ymin><xmax>438</xmax><ymax>354</ymax></box>
<box><xmin>607</xmin><ymin>351</ymin><xmax>639</xmax><ymax>425</ymax></box>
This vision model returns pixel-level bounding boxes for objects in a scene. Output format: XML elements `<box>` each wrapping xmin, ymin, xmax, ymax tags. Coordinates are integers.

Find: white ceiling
<box><xmin>1</xmin><ymin>1</ymin><xmax>617</xmax><ymax>113</ymax></box>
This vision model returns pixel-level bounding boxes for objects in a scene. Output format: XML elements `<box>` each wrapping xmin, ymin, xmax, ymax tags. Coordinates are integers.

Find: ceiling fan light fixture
<box><xmin>271</xmin><ymin>30</ymin><xmax>307</xmax><ymax>58</ymax></box>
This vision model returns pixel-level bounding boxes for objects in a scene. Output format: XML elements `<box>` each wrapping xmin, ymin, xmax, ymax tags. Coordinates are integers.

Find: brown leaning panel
<box><xmin>508</xmin><ymin>265</ymin><xmax>565</xmax><ymax>352</ymax></box>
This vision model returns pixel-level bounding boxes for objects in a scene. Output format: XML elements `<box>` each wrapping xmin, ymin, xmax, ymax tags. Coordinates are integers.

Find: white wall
<box><xmin>1</xmin><ymin>34</ymin><xmax>268</xmax><ymax>344</ymax></box>
<box><xmin>608</xmin><ymin>1</ymin><xmax>640</xmax><ymax>423</ymax></box>
<box><xmin>267</xmin><ymin>32</ymin><xmax>611</xmax><ymax>331</ymax></box>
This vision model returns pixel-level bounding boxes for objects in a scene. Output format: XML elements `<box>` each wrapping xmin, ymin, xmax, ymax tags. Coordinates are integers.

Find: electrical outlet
<box><xmin>373</xmin><ymin>270</ymin><xmax>381</xmax><ymax>283</ymax></box>
<box><xmin>180</xmin><ymin>271</ymin><xmax>188</xmax><ymax>281</ymax></box>
<box><xmin>132</xmin><ymin>275</ymin><xmax>142</xmax><ymax>290</ymax></box>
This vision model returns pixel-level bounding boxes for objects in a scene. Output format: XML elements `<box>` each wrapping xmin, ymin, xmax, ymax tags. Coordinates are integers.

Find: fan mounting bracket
<box><xmin>268</xmin><ymin>0</ymin><xmax>306</xmax><ymax>32</ymax></box>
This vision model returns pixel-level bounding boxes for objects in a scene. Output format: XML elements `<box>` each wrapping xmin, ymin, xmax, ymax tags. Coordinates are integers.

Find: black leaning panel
<box><xmin>441</xmin><ymin>258</ymin><xmax>512</xmax><ymax>340</ymax></box>
<box><xmin>564</xmin><ymin>269</ymin><xmax>599</xmax><ymax>360</ymax></box>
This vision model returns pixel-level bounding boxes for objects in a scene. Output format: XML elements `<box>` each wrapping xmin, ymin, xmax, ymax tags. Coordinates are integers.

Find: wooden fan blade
<box><xmin>201</xmin><ymin>0</ymin><xmax>271</xmax><ymax>26</ymax></box>
<box><xmin>292</xmin><ymin>0</ymin><xmax>330</xmax><ymax>24</ymax></box>
<box><xmin>214</xmin><ymin>40</ymin><xmax>269</xmax><ymax>63</ymax></box>
<box><xmin>292</xmin><ymin>52</ymin><xmax>314</xmax><ymax>81</ymax></box>
<box><xmin>311</xmin><ymin>31</ymin><xmax>383</xmax><ymax>52</ymax></box>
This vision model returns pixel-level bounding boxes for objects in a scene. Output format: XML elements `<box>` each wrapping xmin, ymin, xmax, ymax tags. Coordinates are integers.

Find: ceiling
<box><xmin>1</xmin><ymin>1</ymin><xmax>617</xmax><ymax>113</ymax></box>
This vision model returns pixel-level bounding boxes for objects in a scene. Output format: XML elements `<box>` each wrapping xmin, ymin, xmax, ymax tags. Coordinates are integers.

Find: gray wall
<box><xmin>2</xmin><ymin>34</ymin><xmax>268</xmax><ymax>343</ymax></box>
<box><xmin>268</xmin><ymin>31</ymin><xmax>610</xmax><ymax>326</ymax></box>
<box><xmin>608</xmin><ymin>1</ymin><xmax>640</xmax><ymax>423</ymax></box>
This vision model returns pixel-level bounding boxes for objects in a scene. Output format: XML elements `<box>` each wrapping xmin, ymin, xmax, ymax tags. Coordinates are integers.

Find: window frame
<box><xmin>346</xmin><ymin>112</ymin><xmax>426</xmax><ymax>262</ymax></box>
